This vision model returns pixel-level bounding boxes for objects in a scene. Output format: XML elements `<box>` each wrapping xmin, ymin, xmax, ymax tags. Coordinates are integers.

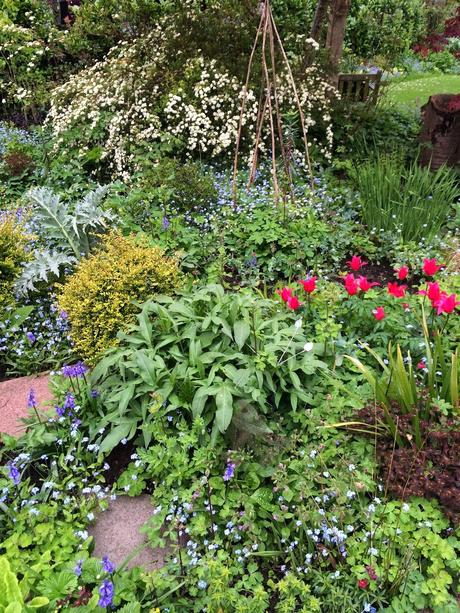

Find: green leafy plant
<box><xmin>91</xmin><ymin>284</ymin><xmax>326</xmax><ymax>452</ymax></box>
<box><xmin>352</xmin><ymin>155</ymin><xmax>459</xmax><ymax>243</ymax></box>
<box><xmin>0</xmin><ymin>212</ymin><xmax>32</xmax><ymax>312</ymax></box>
<box><xmin>0</xmin><ymin>556</ymin><xmax>49</xmax><ymax>612</ymax></box>
<box><xmin>342</xmin><ymin>306</ymin><xmax>459</xmax><ymax>448</ymax></box>
<box><xmin>16</xmin><ymin>185</ymin><xmax>116</xmax><ymax>294</ymax></box>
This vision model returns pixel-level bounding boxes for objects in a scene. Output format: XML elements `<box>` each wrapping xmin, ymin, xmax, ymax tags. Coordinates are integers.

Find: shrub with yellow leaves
<box><xmin>0</xmin><ymin>213</ymin><xmax>31</xmax><ymax>313</ymax></box>
<box><xmin>58</xmin><ymin>232</ymin><xmax>180</xmax><ymax>363</ymax></box>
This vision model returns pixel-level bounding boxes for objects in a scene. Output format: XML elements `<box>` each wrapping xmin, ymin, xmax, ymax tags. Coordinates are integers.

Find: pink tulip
<box><xmin>387</xmin><ymin>282</ymin><xmax>407</xmax><ymax>298</ymax></box>
<box><xmin>299</xmin><ymin>276</ymin><xmax>317</xmax><ymax>294</ymax></box>
<box><xmin>347</xmin><ymin>255</ymin><xmax>367</xmax><ymax>271</ymax></box>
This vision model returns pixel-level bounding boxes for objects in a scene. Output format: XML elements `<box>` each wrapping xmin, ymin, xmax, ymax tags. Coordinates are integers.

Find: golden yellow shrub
<box><xmin>58</xmin><ymin>232</ymin><xmax>180</xmax><ymax>363</ymax></box>
<box><xmin>0</xmin><ymin>213</ymin><xmax>31</xmax><ymax>312</ymax></box>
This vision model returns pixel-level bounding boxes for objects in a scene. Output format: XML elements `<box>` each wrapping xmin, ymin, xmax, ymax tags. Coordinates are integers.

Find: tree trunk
<box><xmin>326</xmin><ymin>0</ymin><xmax>351</xmax><ymax>81</ymax></box>
<box><xmin>310</xmin><ymin>0</ymin><xmax>331</xmax><ymax>42</ymax></box>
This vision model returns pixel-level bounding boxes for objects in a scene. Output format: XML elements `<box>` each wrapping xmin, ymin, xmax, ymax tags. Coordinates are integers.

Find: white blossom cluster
<box><xmin>47</xmin><ymin>27</ymin><xmax>338</xmax><ymax>178</ymax></box>
<box><xmin>0</xmin><ymin>23</ymin><xmax>46</xmax><ymax>106</ymax></box>
<box><xmin>47</xmin><ymin>29</ymin><xmax>168</xmax><ymax>180</ymax></box>
<box><xmin>164</xmin><ymin>57</ymin><xmax>258</xmax><ymax>157</ymax></box>
<box><xmin>277</xmin><ymin>64</ymin><xmax>340</xmax><ymax>161</ymax></box>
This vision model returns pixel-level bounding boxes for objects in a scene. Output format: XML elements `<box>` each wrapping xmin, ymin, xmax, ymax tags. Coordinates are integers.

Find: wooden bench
<box><xmin>338</xmin><ymin>71</ymin><xmax>383</xmax><ymax>104</ymax></box>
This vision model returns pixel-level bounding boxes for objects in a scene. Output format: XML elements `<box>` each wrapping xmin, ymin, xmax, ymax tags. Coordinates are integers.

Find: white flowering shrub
<box><xmin>278</xmin><ymin>63</ymin><xmax>340</xmax><ymax>162</ymax></box>
<box><xmin>47</xmin><ymin>31</ymin><xmax>167</xmax><ymax>181</ymax></box>
<box><xmin>164</xmin><ymin>57</ymin><xmax>258</xmax><ymax>157</ymax></box>
<box><xmin>47</xmin><ymin>28</ymin><xmax>337</xmax><ymax>178</ymax></box>
<box><xmin>0</xmin><ymin>2</ymin><xmax>67</xmax><ymax>119</ymax></box>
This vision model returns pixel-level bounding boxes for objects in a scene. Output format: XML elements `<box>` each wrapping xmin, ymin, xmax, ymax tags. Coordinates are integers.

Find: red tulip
<box><xmin>358</xmin><ymin>276</ymin><xmax>379</xmax><ymax>292</ymax></box>
<box><xmin>287</xmin><ymin>295</ymin><xmax>301</xmax><ymax>310</ymax></box>
<box><xmin>344</xmin><ymin>273</ymin><xmax>359</xmax><ymax>296</ymax></box>
<box><xmin>299</xmin><ymin>275</ymin><xmax>317</xmax><ymax>294</ymax></box>
<box><xmin>387</xmin><ymin>282</ymin><xmax>407</xmax><ymax>298</ymax></box>
<box><xmin>277</xmin><ymin>287</ymin><xmax>292</xmax><ymax>302</ymax></box>
<box><xmin>419</xmin><ymin>281</ymin><xmax>441</xmax><ymax>305</ymax></box>
<box><xmin>436</xmin><ymin>293</ymin><xmax>460</xmax><ymax>315</ymax></box>
<box><xmin>396</xmin><ymin>266</ymin><xmax>408</xmax><ymax>280</ymax></box>
<box><xmin>358</xmin><ymin>579</ymin><xmax>369</xmax><ymax>589</ymax></box>
<box><xmin>422</xmin><ymin>258</ymin><xmax>443</xmax><ymax>276</ymax></box>
<box><xmin>372</xmin><ymin>307</ymin><xmax>385</xmax><ymax>321</ymax></box>
<box><xmin>347</xmin><ymin>255</ymin><xmax>367</xmax><ymax>271</ymax></box>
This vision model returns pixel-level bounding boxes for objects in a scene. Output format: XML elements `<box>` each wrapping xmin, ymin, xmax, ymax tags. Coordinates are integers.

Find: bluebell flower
<box><xmin>64</xmin><ymin>393</ymin><xmax>75</xmax><ymax>411</ymax></box>
<box><xmin>223</xmin><ymin>461</ymin><xmax>236</xmax><ymax>482</ymax></box>
<box><xmin>162</xmin><ymin>216</ymin><xmax>170</xmax><ymax>230</ymax></box>
<box><xmin>102</xmin><ymin>555</ymin><xmax>116</xmax><ymax>574</ymax></box>
<box><xmin>62</xmin><ymin>362</ymin><xmax>88</xmax><ymax>378</ymax></box>
<box><xmin>8</xmin><ymin>464</ymin><xmax>20</xmax><ymax>485</ymax></box>
<box><xmin>27</xmin><ymin>389</ymin><xmax>36</xmax><ymax>409</ymax></box>
<box><xmin>98</xmin><ymin>579</ymin><xmax>114</xmax><ymax>608</ymax></box>
<box><xmin>74</xmin><ymin>559</ymin><xmax>83</xmax><ymax>576</ymax></box>
<box><xmin>26</xmin><ymin>332</ymin><xmax>36</xmax><ymax>344</ymax></box>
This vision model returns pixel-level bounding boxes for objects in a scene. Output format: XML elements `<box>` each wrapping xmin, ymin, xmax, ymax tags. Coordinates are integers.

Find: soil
<box><xmin>356</xmin><ymin>403</ymin><xmax>460</xmax><ymax>524</ymax></box>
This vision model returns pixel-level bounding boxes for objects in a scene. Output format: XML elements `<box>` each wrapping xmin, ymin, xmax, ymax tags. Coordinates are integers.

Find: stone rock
<box><xmin>89</xmin><ymin>495</ymin><xmax>167</xmax><ymax>571</ymax></box>
<box><xmin>0</xmin><ymin>373</ymin><xmax>51</xmax><ymax>436</ymax></box>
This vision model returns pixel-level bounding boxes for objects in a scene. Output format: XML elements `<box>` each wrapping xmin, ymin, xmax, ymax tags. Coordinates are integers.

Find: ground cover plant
<box><xmin>0</xmin><ymin>0</ymin><xmax>459</xmax><ymax>611</ymax></box>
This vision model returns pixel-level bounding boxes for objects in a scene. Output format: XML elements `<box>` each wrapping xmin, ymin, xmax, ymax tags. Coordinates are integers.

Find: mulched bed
<box><xmin>357</xmin><ymin>403</ymin><xmax>460</xmax><ymax>524</ymax></box>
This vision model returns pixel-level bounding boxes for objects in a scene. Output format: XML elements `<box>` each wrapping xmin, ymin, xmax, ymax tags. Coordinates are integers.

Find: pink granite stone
<box><xmin>0</xmin><ymin>373</ymin><xmax>52</xmax><ymax>436</ymax></box>
<box><xmin>89</xmin><ymin>495</ymin><xmax>167</xmax><ymax>570</ymax></box>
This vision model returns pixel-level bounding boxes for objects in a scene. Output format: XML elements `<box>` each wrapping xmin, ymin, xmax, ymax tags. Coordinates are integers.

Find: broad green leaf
<box><xmin>28</xmin><ymin>597</ymin><xmax>50</xmax><ymax>609</ymax></box>
<box><xmin>99</xmin><ymin>422</ymin><xmax>133</xmax><ymax>454</ymax></box>
<box><xmin>215</xmin><ymin>386</ymin><xmax>233</xmax><ymax>433</ymax></box>
<box><xmin>233</xmin><ymin>320</ymin><xmax>250</xmax><ymax>349</ymax></box>
<box><xmin>134</xmin><ymin>351</ymin><xmax>157</xmax><ymax>386</ymax></box>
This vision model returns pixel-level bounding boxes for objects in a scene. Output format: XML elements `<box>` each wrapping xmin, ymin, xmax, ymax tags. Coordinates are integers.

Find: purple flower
<box><xmin>59</xmin><ymin>310</ymin><xmax>68</xmax><ymax>320</ymax></box>
<box><xmin>98</xmin><ymin>579</ymin><xmax>114</xmax><ymax>608</ymax></box>
<box><xmin>90</xmin><ymin>389</ymin><xmax>99</xmax><ymax>398</ymax></box>
<box><xmin>62</xmin><ymin>362</ymin><xmax>88</xmax><ymax>378</ymax></box>
<box><xmin>64</xmin><ymin>393</ymin><xmax>75</xmax><ymax>411</ymax></box>
<box><xmin>26</xmin><ymin>332</ymin><xmax>36</xmax><ymax>344</ymax></box>
<box><xmin>27</xmin><ymin>388</ymin><xmax>36</xmax><ymax>409</ymax></box>
<box><xmin>56</xmin><ymin>405</ymin><xmax>65</xmax><ymax>418</ymax></box>
<box><xmin>162</xmin><ymin>216</ymin><xmax>170</xmax><ymax>230</ymax></box>
<box><xmin>74</xmin><ymin>559</ymin><xmax>83</xmax><ymax>576</ymax></box>
<box><xmin>223</xmin><ymin>461</ymin><xmax>236</xmax><ymax>482</ymax></box>
<box><xmin>71</xmin><ymin>419</ymin><xmax>81</xmax><ymax>432</ymax></box>
<box><xmin>101</xmin><ymin>555</ymin><xmax>116</xmax><ymax>574</ymax></box>
<box><xmin>8</xmin><ymin>464</ymin><xmax>20</xmax><ymax>485</ymax></box>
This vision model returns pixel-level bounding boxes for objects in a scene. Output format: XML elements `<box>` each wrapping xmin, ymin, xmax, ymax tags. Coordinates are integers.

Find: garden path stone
<box><xmin>0</xmin><ymin>373</ymin><xmax>52</xmax><ymax>436</ymax></box>
<box><xmin>89</xmin><ymin>495</ymin><xmax>166</xmax><ymax>571</ymax></box>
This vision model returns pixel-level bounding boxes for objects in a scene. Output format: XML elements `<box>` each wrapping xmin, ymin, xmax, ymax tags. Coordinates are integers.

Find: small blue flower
<box><xmin>98</xmin><ymin>579</ymin><xmax>114</xmax><ymax>608</ymax></box>
<box><xmin>223</xmin><ymin>461</ymin><xmax>235</xmax><ymax>482</ymax></box>
<box><xmin>74</xmin><ymin>559</ymin><xmax>83</xmax><ymax>577</ymax></box>
<box><xmin>26</xmin><ymin>332</ymin><xmax>36</xmax><ymax>344</ymax></box>
<box><xmin>101</xmin><ymin>555</ymin><xmax>116</xmax><ymax>574</ymax></box>
<box><xmin>197</xmin><ymin>580</ymin><xmax>207</xmax><ymax>589</ymax></box>
<box><xmin>8</xmin><ymin>464</ymin><xmax>20</xmax><ymax>485</ymax></box>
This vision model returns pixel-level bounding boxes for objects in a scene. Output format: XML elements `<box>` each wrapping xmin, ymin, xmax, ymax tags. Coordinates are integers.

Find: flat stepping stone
<box><xmin>0</xmin><ymin>373</ymin><xmax>52</xmax><ymax>436</ymax></box>
<box><xmin>89</xmin><ymin>495</ymin><xmax>167</xmax><ymax>571</ymax></box>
